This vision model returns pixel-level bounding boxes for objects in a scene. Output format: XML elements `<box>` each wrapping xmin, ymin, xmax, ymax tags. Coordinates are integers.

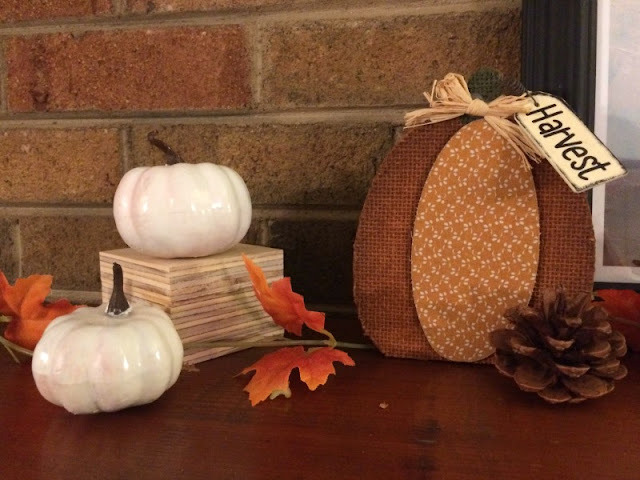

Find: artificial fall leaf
<box><xmin>240</xmin><ymin>346</ymin><xmax>355</xmax><ymax>406</ymax></box>
<box><xmin>595</xmin><ymin>289</ymin><xmax>640</xmax><ymax>352</ymax></box>
<box><xmin>242</xmin><ymin>254</ymin><xmax>325</xmax><ymax>336</ymax></box>
<box><xmin>0</xmin><ymin>272</ymin><xmax>79</xmax><ymax>350</ymax></box>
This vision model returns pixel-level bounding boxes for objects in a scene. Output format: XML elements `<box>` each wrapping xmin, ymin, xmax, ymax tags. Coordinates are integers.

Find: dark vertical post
<box><xmin>521</xmin><ymin>0</ymin><xmax>598</xmax><ymax>129</ymax></box>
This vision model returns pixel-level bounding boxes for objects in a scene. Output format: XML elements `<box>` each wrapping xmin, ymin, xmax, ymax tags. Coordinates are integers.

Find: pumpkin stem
<box><xmin>147</xmin><ymin>131</ymin><xmax>184</xmax><ymax>165</ymax></box>
<box><xmin>107</xmin><ymin>263</ymin><xmax>131</xmax><ymax>316</ymax></box>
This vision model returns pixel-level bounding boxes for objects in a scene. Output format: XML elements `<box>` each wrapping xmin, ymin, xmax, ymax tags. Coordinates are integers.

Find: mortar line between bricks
<box><xmin>111</xmin><ymin>0</ymin><xmax>128</xmax><ymax>16</ymax></box>
<box><xmin>249</xmin><ymin>22</ymin><xmax>264</xmax><ymax>107</ymax></box>
<box><xmin>0</xmin><ymin>0</ymin><xmax>520</xmax><ymax>35</ymax></box>
<box><xmin>257</xmin><ymin>219</ymin><xmax>270</xmax><ymax>246</ymax></box>
<box><xmin>14</xmin><ymin>219</ymin><xmax>22</xmax><ymax>278</ymax></box>
<box><xmin>120</xmin><ymin>126</ymin><xmax>132</xmax><ymax>173</ymax></box>
<box><xmin>0</xmin><ymin>205</ymin><xmax>114</xmax><ymax>216</ymax></box>
<box><xmin>0</xmin><ymin>39</ymin><xmax>8</xmax><ymax>114</ymax></box>
<box><xmin>50</xmin><ymin>289</ymin><xmax>103</xmax><ymax>305</ymax></box>
<box><xmin>252</xmin><ymin>208</ymin><xmax>360</xmax><ymax>222</ymax></box>
<box><xmin>0</xmin><ymin>107</ymin><xmax>412</xmax><ymax>128</ymax></box>
<box><xmin>0</xmin><ymin>205</ymin><xmax>360</xmax><ymax>221</ymax></box>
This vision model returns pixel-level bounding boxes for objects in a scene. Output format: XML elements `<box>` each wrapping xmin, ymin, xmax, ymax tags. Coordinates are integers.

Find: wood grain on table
<box><xmin>1</xmin><ymin>349</ymin><xmax>639</xmax><ymax>480</ymax></box>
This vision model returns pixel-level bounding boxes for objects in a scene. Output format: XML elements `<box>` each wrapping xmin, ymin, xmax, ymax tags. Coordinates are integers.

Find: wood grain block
<box><xmin>99</xmin><ymin>244</ymin><xmax>284</xmax><ymax>364</ymax></box>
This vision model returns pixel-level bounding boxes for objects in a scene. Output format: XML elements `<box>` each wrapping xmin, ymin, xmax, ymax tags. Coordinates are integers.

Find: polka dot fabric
<box><xmin>411</xmin><ymin>120</ymin><xmax>540</xmax><ymax>362</ymax></box>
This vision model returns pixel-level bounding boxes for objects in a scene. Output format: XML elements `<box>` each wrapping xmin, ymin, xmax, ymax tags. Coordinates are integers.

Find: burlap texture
<box><xmin>353</xmin><ymin>122</ymin><xmax>595</xmax><ymax>361</ymax></box>
<box><xmin>353</xmin><ymin>121</ymin><xmax>461</xmax><ymax>361</ymax></box>
<box><xmin>530</xmin><ymin>161</ymin><xmax>595</xmax><ymax>306</ymax></box>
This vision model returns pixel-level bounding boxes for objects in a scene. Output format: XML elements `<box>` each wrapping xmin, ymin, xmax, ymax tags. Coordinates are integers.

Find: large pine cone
<box><xmin>490</xmin><ymin>288</ymin><xmax>628</xmax><ymax>403</ymax></box>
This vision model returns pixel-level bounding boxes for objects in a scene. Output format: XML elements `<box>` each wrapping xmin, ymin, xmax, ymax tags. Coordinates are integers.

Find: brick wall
<box><xmin>0</xmin><ymin>0</ymin><xmax>521</xmax><ymax>322</ymax></box>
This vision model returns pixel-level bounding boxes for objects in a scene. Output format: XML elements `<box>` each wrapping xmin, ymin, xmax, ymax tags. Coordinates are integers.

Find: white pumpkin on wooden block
<box><xmin>32</xmin><ymin>263</ymin><xmax>184</xmax><ymax>414</ymax></box>
<box><xmin>114</xmin><ymin>132</ymin><xmax>252</xmax><ymax>259</ymax></box>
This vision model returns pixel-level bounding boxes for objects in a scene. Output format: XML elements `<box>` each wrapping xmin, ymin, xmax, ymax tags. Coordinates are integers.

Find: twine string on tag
<box><xmin>404</xmin><ymin>73</ymin><xmax>544</xmax><ymax>167</ymax></box>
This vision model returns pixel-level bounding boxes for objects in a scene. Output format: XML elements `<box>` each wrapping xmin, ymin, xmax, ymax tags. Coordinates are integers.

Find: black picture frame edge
<box><xmin>521</xmin><ymin>0</ymin><xmax>639</xmax><ymax>292</ymax></box>
<box><xmin>521</xmin><ymin>0</ymin><xmax>597</xmax><ymax>129</ymax></box>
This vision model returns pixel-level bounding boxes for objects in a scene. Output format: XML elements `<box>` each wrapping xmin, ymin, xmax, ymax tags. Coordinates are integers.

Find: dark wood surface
<box><xmin>2</xmin><ymin>348</ymin><xmax>639</xmax><ymax>480</ymax></box>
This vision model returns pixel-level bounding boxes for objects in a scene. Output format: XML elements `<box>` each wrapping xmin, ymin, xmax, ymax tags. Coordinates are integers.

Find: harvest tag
<box><xmin>515</xmin><ymin>92</ymin><xmax>626</xmax><ymax>193</ymax></box>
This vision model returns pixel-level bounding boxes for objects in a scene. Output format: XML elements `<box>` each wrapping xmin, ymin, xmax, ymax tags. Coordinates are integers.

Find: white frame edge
<box><xmin>593</xmin><ymin>0</ymin><xmax>640</xmax><ymax>282</ymax></box>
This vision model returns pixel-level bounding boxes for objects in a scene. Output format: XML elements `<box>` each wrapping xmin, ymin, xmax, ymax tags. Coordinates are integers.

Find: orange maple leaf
<box><xmin>240</xmin><ymin>346</ymin><xmax>355</xmax><ymax>406</ymax></box>
<box><xmin>595</xmin><ymin>289</ymin><xmax>640</xmax><ymax>352</ymax></box>
<box><xmin>0</xmin><ymin>272</ymin><xmax>79</xmax><ymax>350</ymax></box>
<box><xmin>242</xmin><ymin>254</ymin><xmax>325</xmax><ymax>336</ymax></box>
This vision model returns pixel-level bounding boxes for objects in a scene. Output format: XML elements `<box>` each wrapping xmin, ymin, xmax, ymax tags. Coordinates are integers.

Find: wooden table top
<box><xmin>2</xmin><ymin>348</ymin><xmax>639</xmax><ymax>480</ymax></box>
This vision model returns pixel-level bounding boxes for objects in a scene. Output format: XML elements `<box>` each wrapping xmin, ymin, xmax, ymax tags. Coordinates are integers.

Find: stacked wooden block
<box><xmin>99</xmin><ymin>244</ymin><xmax>284</xmax><ymax>364</ymax></box>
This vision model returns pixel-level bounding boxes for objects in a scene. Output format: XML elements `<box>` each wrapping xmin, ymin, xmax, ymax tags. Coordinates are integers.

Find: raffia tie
<box><xmin>404</xmin><ymin>73</ymin><xmax>544</xmax><ymax>167</ymax></box>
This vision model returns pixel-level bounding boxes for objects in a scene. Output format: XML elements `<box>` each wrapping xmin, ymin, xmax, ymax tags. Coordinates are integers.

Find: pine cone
<box><xmin>490</xmin><ymin>288</ymin><xmax>628</xmax><ymax>404</ymax></box>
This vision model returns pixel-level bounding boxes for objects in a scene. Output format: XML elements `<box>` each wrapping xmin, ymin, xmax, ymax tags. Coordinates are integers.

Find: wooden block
<box><xmin>183</xmin><ymin>329</ymin><xmax>284</xmax><ymax>364</ymax></box>
<box><xmin>99</xmin><ymin>244</ymin><xmax>285</xmax><ymax>364</ymax></box>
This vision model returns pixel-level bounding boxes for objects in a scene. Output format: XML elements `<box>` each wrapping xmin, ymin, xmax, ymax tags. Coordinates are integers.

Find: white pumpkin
<box><xmin>32</xmin><ymin>263</ymin><xmax>183</xmax><ymax>414</ymax></box>
<box><xmin>113</xmin><ymin>133</ymin><xmax>252</xmax><ymax>259</ymax></box>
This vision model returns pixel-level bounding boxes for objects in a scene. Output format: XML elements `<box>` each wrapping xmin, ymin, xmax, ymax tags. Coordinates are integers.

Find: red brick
<box><xmin>261</xmin><ymin>8</ymin><xmax>521</xmax><ymax>108</ymax></box>
<box><xmin>0</xmin><ymin>129</ymin><xmax>121</xmax><ymax>204</ymax></box>
<box><xmin>20</xmin><ymin>216</ymin><xmax>126</xmax><ymax>291</ymax></box>
<box><xmin>6</xmin><ymin>27</ymin><xmax>251</xmax><ymax>113</ymax></box>
<box><xmin>216</xmin><ymin>124</ymin><xmax>394</xmax><ymax>206</ymax></box>
<box><xmin>0</xmin><ymin>0</ymin><xmax>112</xmax><ymax>23</ymax></box>
<box><xmin>129</xmin><ymin>123</ymin><xmax>393</xmax><ymax>206</ymax></box>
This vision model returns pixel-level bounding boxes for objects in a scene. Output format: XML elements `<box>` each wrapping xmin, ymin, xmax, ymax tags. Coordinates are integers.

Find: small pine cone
<box><xmin>490</xmin><ymin>288</ymin><xmax>628</xmax><ymax>404</ymax></box>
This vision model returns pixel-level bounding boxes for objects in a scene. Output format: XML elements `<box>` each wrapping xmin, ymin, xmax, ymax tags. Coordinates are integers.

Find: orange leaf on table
<box><xmin>0</xmin><ymin>272</ymin><xmax>80</xmax><ymax>350</ymax></box>
<box><xmin>240</xmin><ymin>346</ymin><xmax>355</xmax><ymax>406</ymax></box>
<box><xmin>594</xmin><ymin>289</ymin><xmax>640</xmax><ymax>351</ymax></box>
<box><xmin>242</xmin><ymin>254</ymin><xmax>325</xmax><ymax>336</ymax></box>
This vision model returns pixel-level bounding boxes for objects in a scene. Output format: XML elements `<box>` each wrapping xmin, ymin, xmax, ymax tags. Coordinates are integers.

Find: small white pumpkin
<box><xmin>114</xmin><ymin>132</ymin><xmax>252</xmax><ymax>259</ymax></box>
<box><xmin>32</xmin><ymin>263</ymin><xmax>184</xmax><ymax>414</ymax></box>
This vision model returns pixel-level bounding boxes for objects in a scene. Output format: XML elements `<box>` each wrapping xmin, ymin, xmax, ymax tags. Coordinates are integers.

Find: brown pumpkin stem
<box><xmin>147</xmin><ymin>131</ymin><xmax>184</xmax><ymax>165</ymax></box>
<box><xmin>107</xmin><ymin>263</ymin><xmax>131</xmax><ymax>316</ymax></box>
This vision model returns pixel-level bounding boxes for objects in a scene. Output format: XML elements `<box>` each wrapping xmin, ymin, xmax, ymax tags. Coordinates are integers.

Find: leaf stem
<box><xmin>317</xmin><ymin>328</ymin><xmax>337</xmax><ymax>348</ymax></box>
<box><xmin>0</xmin><ymin>336</ymin><xmax>33</xmax><ymax>364</ymax></box>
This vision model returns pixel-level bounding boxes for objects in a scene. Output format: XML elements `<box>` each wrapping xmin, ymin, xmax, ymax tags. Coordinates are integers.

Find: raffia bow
<box><xmin>405</xmin><ymin>73</ymin><xmax>544</xmax><ymax>167</ymax></box>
